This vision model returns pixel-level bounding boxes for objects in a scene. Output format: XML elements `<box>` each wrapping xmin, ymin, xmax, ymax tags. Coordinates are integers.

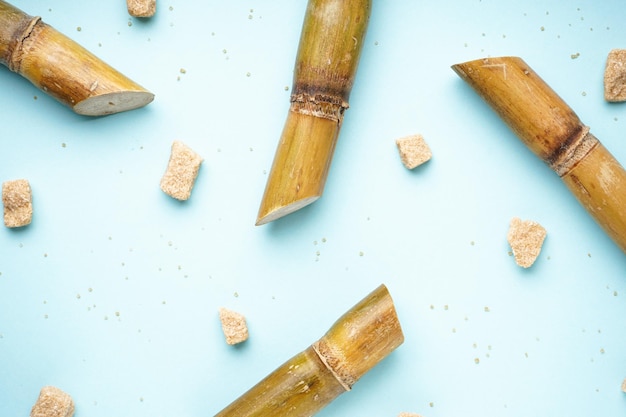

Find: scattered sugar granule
<box><xmin>395</xmin><ymin>134</ymin><xmax>432</xmax><ymax>169</ymax></box>
<box><xmin>30</xmin><ymin>386</ymin><xmax>75</xmax><ymax>417</ymax></box>
<box><xmin>127</xmin><ymin>0</ymin><xmax>156</xmax><ymax>17</ymax></box>
<box><xmin>219</xmin><ymin>307</ymin><xmax>249</xmax><ymax>345</ymax></box>
<box><xmin>398</xmin><ymin>413</ymin><xmax>424</xmax><ymax>417</ymax></box>
<box><xmin>604</xmin><ymin>49</ymin><xmax>626</xmax><ymax>102</ymax></box>
<box><xmin>160</xmin><ymin>140</ymin><xmax>203</xmax><ymax>201</ymax></box>
<box><xmin>3</xmin><ymin>179</ymin><xmax>33</xmax><ymax>228</ymax></box>
<box><xmin>621</xmin><ymin>378</ymin><xmax>626</xmax><ymax>393</ymax></box>
<box><xmin>506</xmin><ymin>217</ymin><xmax>547</xmax><ymax>268</ymax></box>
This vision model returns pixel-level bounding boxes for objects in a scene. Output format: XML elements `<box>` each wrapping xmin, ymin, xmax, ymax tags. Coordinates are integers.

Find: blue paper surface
<box><xmin>1</xmin><ymin>1</ymin><xmax>625</xmax><ymax>416</ymax></box>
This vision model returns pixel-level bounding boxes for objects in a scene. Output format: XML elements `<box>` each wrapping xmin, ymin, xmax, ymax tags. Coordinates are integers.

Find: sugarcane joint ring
<box><xmin>7</xmin><ymin>16</ymin><xmax>41</xmax><ymax>72</ymax></box>
<box><xmin>290</xmin><ymin>93</ymin><xmax>348</xmax><ymax>122</ymax></box>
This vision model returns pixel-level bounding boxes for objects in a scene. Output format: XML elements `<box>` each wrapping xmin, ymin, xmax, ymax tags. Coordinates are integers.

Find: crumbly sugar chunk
<box><xmin>219</xmin><ymin>307</ymin><xmax>249</xmax><ymax>345</ymax></box>
<box><xmin>506</xmin><ymin>217</ymin><xmax>547</xmax><ymax>268</ymax></box>
<box><xmin>127</xmin><ymin>0</ymin><xmax>156</xmax><ymax>17</ymax></box>
<box><xmin>2</xmin><ymin>179</ymin><xmax>33</xmax><ymax>228</ymax></box>
<box><xmin>30</xmin><ymin>386</ymin><xmax>75</xmax><ymax>417</ymax></box>
<box><xmin>395</xmin><ymin>134</ymin><xmax>432</xmax><ymax>169</ymax></box>
<box><xmin>604</xmin><ymin>49</ymin><xmax>626</xmax><ymax>102</ymax></box>
<box><xmin>160</xmin><ymin>140</ymin><xmax>203</xmax><ymax>201</ymax></box>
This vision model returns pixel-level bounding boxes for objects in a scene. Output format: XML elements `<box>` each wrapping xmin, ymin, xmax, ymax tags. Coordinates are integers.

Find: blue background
<box><xmin>1</xmin><ymin>1</ymin><xmax>625</xmax><ymax>416</ymax></box>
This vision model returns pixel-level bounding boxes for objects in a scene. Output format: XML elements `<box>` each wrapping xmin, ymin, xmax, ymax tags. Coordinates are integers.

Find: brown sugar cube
<box><xmin>160</xmin><ymin>140</ymin><xmax>203</xmax><ymax>201</ymax></box>
<box><xmin>30</xmin><ymin>386</ymin><xmax>75</xmax><ymax>417</ymax></box>
<box><xmin>621</xmin><ymin>378</ymin><xmax>626</xmax><ymax>393</ymax></box>
<box><xmin>3</xmin><ymin>179</ymin><xmax>33</xmax><ymax>228</ymax></box>
<box><xmin>219</xmin><ymin>307</ymin><xmax>249</xmax><ymax>345</ymax></box>
<box><xmin>396</xmin><ymin>134</ymin><xmax>432</xmax><ymax>169</ymax></box>
<box><xmin>127</xmin><ymin>0</ymin><xmax>156</xmax><ymax>17</ymax></box>
<box><xmin>604</xmin><ymin>49</ymin><xmax>626</xmax><ymax>102</ymax></box>
<box><xmin>507</xmin><ymin>217</ymin><xmax>547</xmax><ymax>268</ymax></box>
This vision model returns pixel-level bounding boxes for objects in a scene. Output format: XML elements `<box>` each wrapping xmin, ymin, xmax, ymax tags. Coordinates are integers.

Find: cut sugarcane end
<box><xmin>255</xmin><ymin>195</ymin><xmax>320</xmax><ymax>226</ymax></box>
<box><xmin>72</xmin><ymin>90</ymin><xmax>155</xmax><ymax>116</ymax></box>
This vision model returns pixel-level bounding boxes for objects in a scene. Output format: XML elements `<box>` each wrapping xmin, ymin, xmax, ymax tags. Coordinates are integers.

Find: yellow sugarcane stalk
<box><xmin>215</xmin><ymin>284</ymin><xmax>404</xmax><ymax>416</ymax></box>
<box><xmin>453</xmin><ymin>56</ymin><xmax>626</xmax><ymax>253</ymax></box>
<box><xmin>256</xmin><ymin>0</ymin><xmax>371</xmax><ymax>225</ymax></box>
<box><xmin>0</xmin><ymin>0</ymin><xmax>153</xmax><ymax>116</ymax></box>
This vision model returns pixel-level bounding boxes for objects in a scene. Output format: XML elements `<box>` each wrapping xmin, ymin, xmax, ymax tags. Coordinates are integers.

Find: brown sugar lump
<box><xmin>160</xmin><ymin>140</ymin><xmax>203</xmax><ymax>201</ymax></box>
<box><xmin>604</xmin><ymin>49</ymin><xmax>626</xmax><ymax>102</ymax></box>
<box><xmin>2</xmin><ymin>179</ymin><xmax>33</xmax><ymax>228</ymax></box>
<box><xmin>395</xmin><ymin>134</ymin><xmax>432</xmax><ymax>169</ymax></box>
<box><xmin>622</xmin><ymin>378</ymin><xmax>626</xmax><ymax>393</ymax></box>
<box><xmin>506</xmin><ymin>217</ymin><xmax>547</xmax><ymax>268</ymax></box>
<box><xmin>219</xmin><ymin>307</ymin><xmax>249</xmax><ymax>345</ymax></box>
<box><xmin>30</xmin><ymin>386</ymin><xmax>75</xmax><ymax>417</ymax></box>
<box><xmin>127</xmin><ymin>0</ymin><xmax>156</xmax><ymax>17</ymax></box>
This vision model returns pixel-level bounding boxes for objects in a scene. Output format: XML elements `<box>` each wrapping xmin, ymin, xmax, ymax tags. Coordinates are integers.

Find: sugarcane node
<box><xmin>5</xmin><ymin>17</ymin><xmax>40</xmax><ymax>72</ymax></box>
<box><xmin>550</xmin><ymin>128</ymin><xmax>599</xmax><ymax>177</ymax></box>
<box><xmin>312</xmin><ymin>338</ymin><xmax>354</xmax><ymax>391</ymax></box>
<box><xmin>292</xmin><ymin>66</ymin><xmax>355</xmax><ymax>99</ymax></box>
<box><xmin>290</xmin><ymin>96</ymin><xmax>346</xmax><ymax>123</ymax></box>
<box><xmin>290</xmin><ymin>91</ymin><xmax>348</xmax><ymax>108</ymax></box>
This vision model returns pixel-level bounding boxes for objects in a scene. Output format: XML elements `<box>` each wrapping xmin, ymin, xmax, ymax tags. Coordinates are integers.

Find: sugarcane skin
<box><xmin>292</xmin><ymin>0</ymin><xmax>372</xmax><ymax>109</ymax></box>
<box><xmin>18</xmin><ymin>22</ymin><xmax>150</xmax><ymax>111</ymax></box>
<box><xmin>256</xmin><ymin>0</ymin><xmax>371</xmax><ymax>225</ymax></box>
<box><xmin>453</xmin><ymin>56</ymin><xmax>626</xmax><ymax>254</ymax></box>
<box><xmin>255</xmin><ymin>112</ymin><xmax>341</xmax><ymax>225</ymax></box>
<box><xmin>563</xmin><ymin>142</ymin><xmax>626</xmax><ymax>253</ymax></box>
<box><xmin>451</xmin><ymin>57</ymin><xmax>586</xmax><ymax>167</ymax></box>
<box><xmin>215</xmin><ymin>347</ymin><xmax>346</xmax><ymax>417</ymax></box>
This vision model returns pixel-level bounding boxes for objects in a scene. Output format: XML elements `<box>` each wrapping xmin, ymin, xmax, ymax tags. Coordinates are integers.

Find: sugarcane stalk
<box><xmin>452</xmin><ymin>56</ymin><xmax>626</xmax><ymax>253</ymax></box>
<box><xmin>215</xmin><ymin>284</ymin><xmax>404</xmax><ymax>416</ymax></box>
<box><xmin>256</xmin><ymin>0</ymin><xmax>371</xmax><ymax>225</ymax></box>
<box><xmin>0</xmin><ymin>0</ymin><xmax>154</xmax><ymax>116</ymax></box>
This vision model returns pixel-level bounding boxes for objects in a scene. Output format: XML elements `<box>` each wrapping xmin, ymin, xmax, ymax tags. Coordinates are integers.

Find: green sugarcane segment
<box><xmin>452</xmin><ymin>56</ymin><xmax>626</xmax><ymax>254</ymax></box>
<box><xmin>256</xmin><ymin>0</ymin><xmax>372</xmax><ymax>225</ymax></box>
<box><xmin>215</xmin><ymin>347</ymin><xmax>346</xmax><ymax>417</ymax></box>
<box><xmin>0</xmin><ymin>0</ymin><xmax>153</xmax><ymax>116</ymax></box>
<box><xmin>215</xmin><ymin>284</ymin><xmax>404</xmax><ymax>417</ymax></box>
<box><xmin>292</xmin><ymin>0</ymin><xmax>372</xmax><ymax>109</ymax></box>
